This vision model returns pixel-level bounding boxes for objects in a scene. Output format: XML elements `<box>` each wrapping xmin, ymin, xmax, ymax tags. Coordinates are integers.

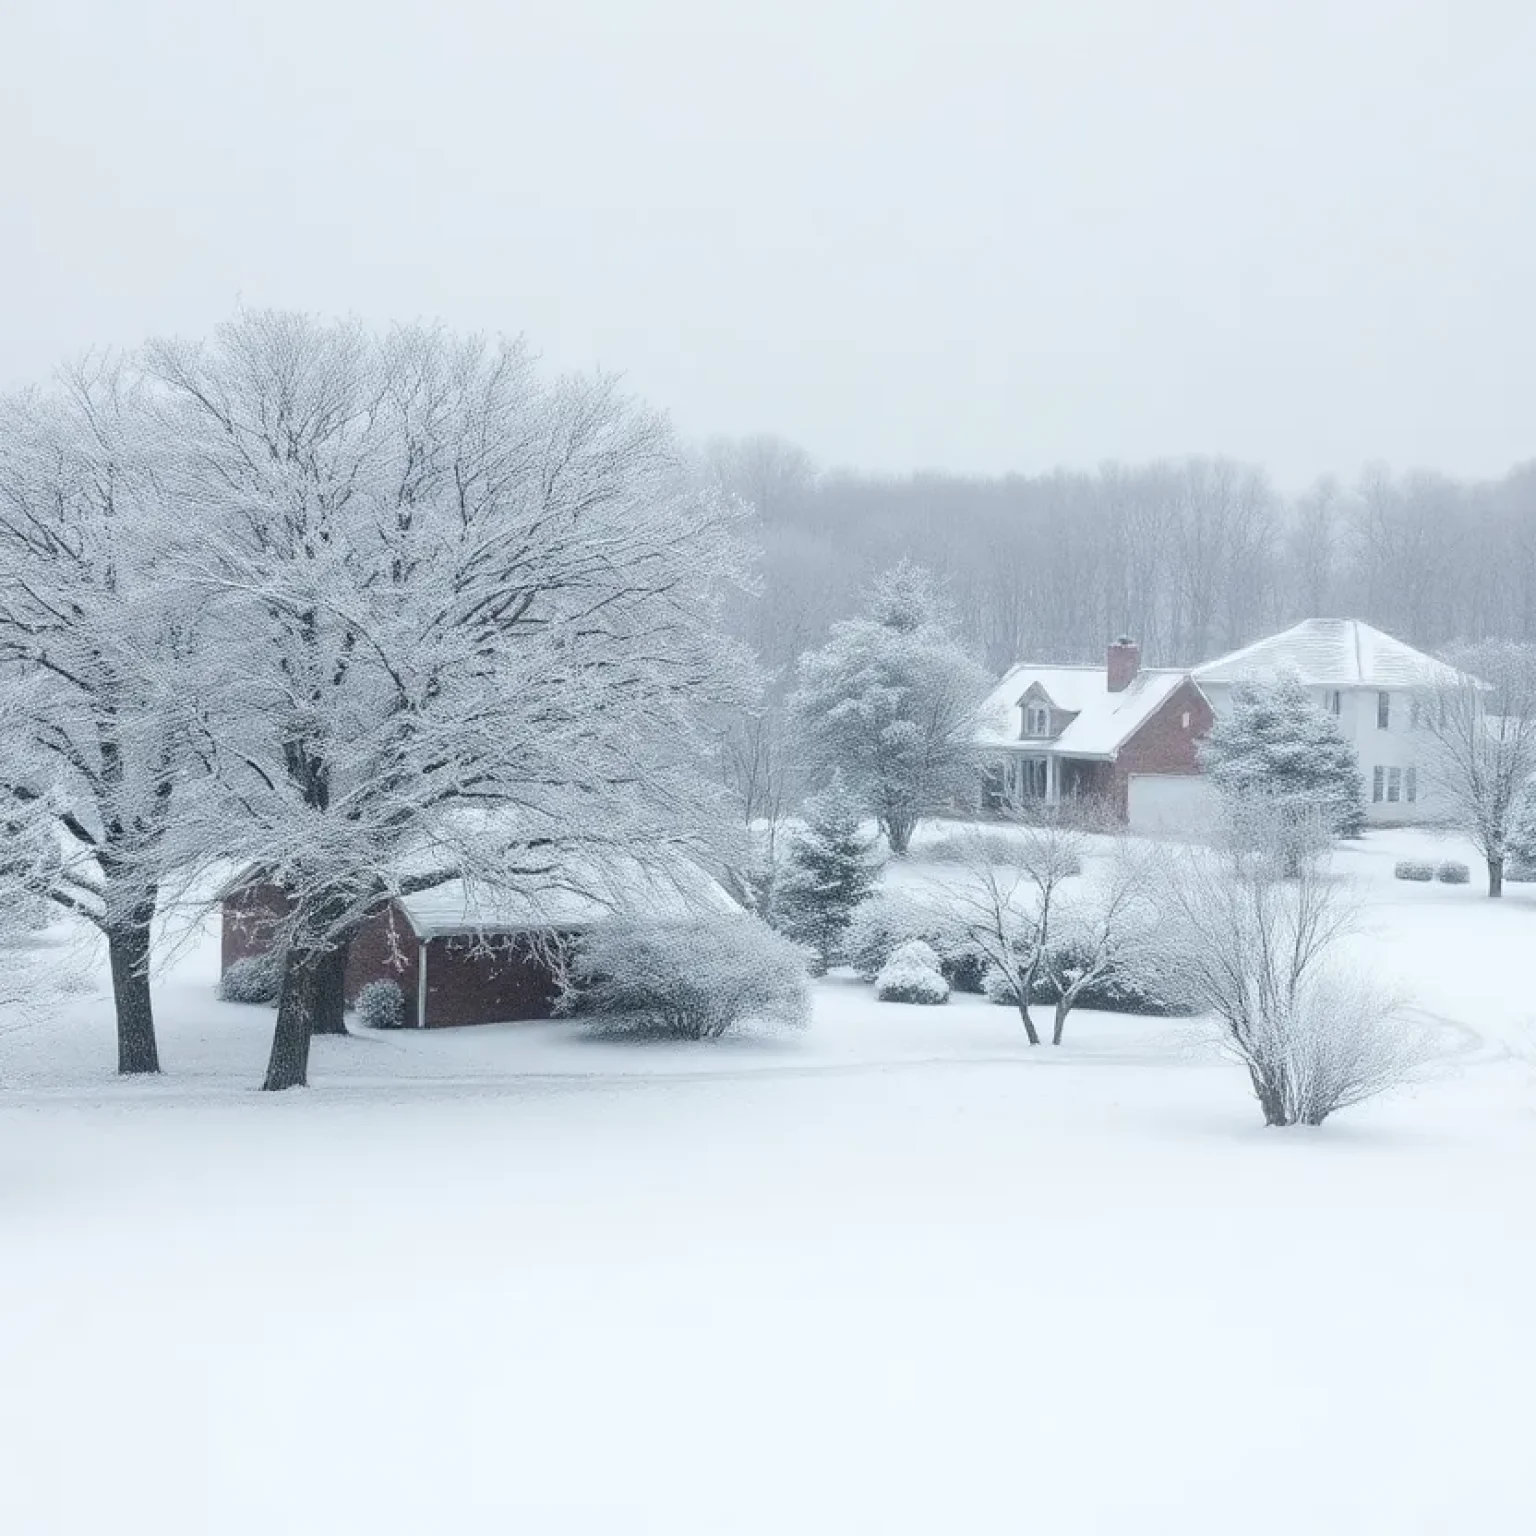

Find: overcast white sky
<box><xmin>4</xmin><ymin>0</ymin><xmax>1533</xmax><ymax>485</ymax></box>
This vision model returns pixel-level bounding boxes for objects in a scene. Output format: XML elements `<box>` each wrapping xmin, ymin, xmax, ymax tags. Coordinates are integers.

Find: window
<box><xmin>1327</xmin><ymin>690</ymin><xmax>1342</xmax><ymax>716</ymax></box>
<box><xmin>1377</xmin><ymin>691</ymin><xmax>1391</xmax><ymax>730</ymax></box>
<box><xmin>1372</xmin><ymin>766</ymin><xmax>1385</xmax><ymax>803</ymax></box>
<box><xmin>1024</xmin><ymin>703</ymin><xmax>1050</xmax><ymax>737</ymax></box>
<box><xmin>1410</xmin><ymin>696</ymin><xmax>1421</xmax><ymax>729</ymax></box>
<box><xmin>1023</xmin><ymin>759</ymin><xmax>1048</xmax><ymax>798</ymax></box>
<box><xmin>1181</xmin><ymin>711</ymin><xmax>1190</xmax><ymax>729</ymax></box>
<box><xmin>1406</xmin><ymin>767</ymin><xmax>1417</xmax><ymax>804</ymax></box>
<box><xmin>1387</xmin><ymin>767</ymin><xmax>1402</xmax><ymax>804</ymax></box>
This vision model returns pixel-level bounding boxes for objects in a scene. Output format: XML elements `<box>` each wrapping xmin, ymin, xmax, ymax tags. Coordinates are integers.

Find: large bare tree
<box><xmin>148</xmin><ymin>311</ymin><xmax>753</xmax><ymax>1089</ymax></box>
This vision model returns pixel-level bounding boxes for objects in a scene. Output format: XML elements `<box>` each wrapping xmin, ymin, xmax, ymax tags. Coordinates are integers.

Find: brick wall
<box><xmin>420</xmin><ymin>932</ymin><xmax>565</xmax><ymax>1028</ymax></box>
<box><xmin>346</xmin><ymin>904</ymin><xmax>421</xmax><ymax>1023</ymax></box>
<box><xmin>1110</xmin><ymin>680</ymin><xmax>1213</xmax><ymax>817</ymax></box>
<box><xmin>221</xmin><ymin>882</ymin><xmax>290</xmax><ymax>971</ymax></box>
<box><xmin>220</xmin><ymin>887</ymin><xmax>566</xmax><ymax>1029</ymax></box>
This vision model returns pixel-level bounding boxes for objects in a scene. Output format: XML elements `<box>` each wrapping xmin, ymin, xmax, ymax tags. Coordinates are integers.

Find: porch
<box><xmin>981</xmin><ymin>754</ymin><xmax>1110</xmax><ymax>813</ymax></box>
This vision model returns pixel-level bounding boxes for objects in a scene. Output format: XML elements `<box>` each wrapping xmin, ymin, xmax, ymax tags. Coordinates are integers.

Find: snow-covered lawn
<box><xmin>3</xmin><ymin>828</ymin><xmax>1535</xmax><ymax>1533</ymax></box>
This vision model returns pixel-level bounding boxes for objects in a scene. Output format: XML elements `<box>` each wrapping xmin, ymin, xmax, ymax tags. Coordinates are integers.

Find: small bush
<box><xmin>355</xmin><ymin>979</ymin><xmax>406</xmax><ymax>1030</ymax></box>
<box><xmin>1435</xmin><ymin>860</ymin><xmax>1470</xmax><ymax>885</ymax></box>
<box><xmin>843</xmin><ymin>889</ymin><xmax>984</xmax><ymax>989</ymax></box>
<box><xmin>567</xmin><ymin>913</ymin><xmax>810</xmax><ymax>1040</ymax></box>
<box><xmin>1394</xmin><ymin>860</ymin><xmax>1434</xmax><ymax>882</ymax></box>
<box><xmin>218</xmin><ymin>951</ymin><xmax>283</xmax><ymax>1004</ymax></box>
<box><xmin>875</xmin><ymin>940</ymin><xmax>950</xmax><ymax>1005</ymax></box>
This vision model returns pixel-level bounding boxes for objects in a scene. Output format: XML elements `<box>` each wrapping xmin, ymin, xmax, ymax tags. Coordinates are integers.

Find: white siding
<box><xmin>1200</xmin><ymin>680</ymin><xmax>1435</xmax><ymax>824</ymax></box>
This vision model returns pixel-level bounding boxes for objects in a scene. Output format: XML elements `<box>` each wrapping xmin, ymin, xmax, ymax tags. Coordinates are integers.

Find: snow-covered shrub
<box><xmin>354</xmin><ymin>979</ymin><xmax>406</xmax><ymax>1030</ymax></box>
<box><xmin>218</xmin><ymin>951</ymin><xmax>284</xmax><ymax>1005</ymax></box>
<box><xmin>921</xmin><ymin>827</ymin><xmax>1083</xmax><ymax>876</ymax></box>
<box><xmin>982</xmin><ymin>964</ymin><xmax>1020</xmax><ymax>1006</ymax></box>
<box><xmin>979</xmin><ymin>945</ymin><xmax>1181</xmax><ymax>1017</ymax></box>
<box><xmin>1155</xmin><ymin>831</ymin><xmax>1435</xmax><ymax>1126</ymax></box>
<box><xmin>1435</xmin><ymin>860</ymin><xmax>1470</xmax><ymax>885</ymax></box>
<box><xmin>1394</xmin><ymin>860</ymin><xmax>1434</xmax><ymax>882</ymax></box>
<box><xmin>843</xmin><ymin>889</ymin><xmax>979</xmax><ymax>987</ymax></box>
<box><xmin>568</xmin><ymin>913</ymin><xmax>810</xmax><ymax>1040</ymax></box>
<box><xmin>875</xmin><ymin>940</ymin><xmax>950</xmax><ymax>1005</ymax></box>
<box><xmin>1029</xmin><ymin>940</ymin><xmax>1183</xmax><ymax>1017</ymax></box>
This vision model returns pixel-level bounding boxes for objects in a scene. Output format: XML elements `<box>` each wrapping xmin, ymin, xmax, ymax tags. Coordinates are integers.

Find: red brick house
<box><xmin>976</xmin><ymin>639</ymin><xmax>1215</xmax><ymax>826</ymax></box>
<box><xmin>221</xmin><ymin>862</ymin><xmax>739</xmax><ymax>1029</ymax></box>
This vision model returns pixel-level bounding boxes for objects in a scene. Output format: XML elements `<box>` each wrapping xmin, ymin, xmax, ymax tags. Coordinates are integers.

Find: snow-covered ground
<box><xmin>3</xmin><ymin>829</ymin><xmax>1535</xmax><ymax>1533</ymax></box>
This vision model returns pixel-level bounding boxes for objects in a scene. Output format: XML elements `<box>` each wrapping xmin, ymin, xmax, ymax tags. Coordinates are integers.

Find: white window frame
<box><xmin>1372</xmin><ymin>766</ymin><xmax>1385</xmax><ymax>803</ymax></box>
<box><xmin>1387</xmin><ymin>766</ymin><xmax>1402</xmax><ymax>804</ymax></box>
<box><xmin>1024</xmin><ymin>703</ymin><xmax>1050</xmax><ymax>737</ymax></box>
<box><xmin>1377</xmin><ymin>691</ymin><xmax>1391</xmax><ymax>730</ymax></box>
<box><xmin>1406</xmin><ymin>766</ymin><xmax>1417</xmax><ymax>804</ymax></box>
<box><xmin>1327</xmin><ymin>689</ymin><xmax>1342</xmax><ymax>716</ymax></box>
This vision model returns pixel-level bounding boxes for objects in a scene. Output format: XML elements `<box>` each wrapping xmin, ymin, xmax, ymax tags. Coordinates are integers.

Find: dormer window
<box><xmin>1024</xmin><ymin>703</ymin><xmax>1051</xmax><ymax>737</ymax></box>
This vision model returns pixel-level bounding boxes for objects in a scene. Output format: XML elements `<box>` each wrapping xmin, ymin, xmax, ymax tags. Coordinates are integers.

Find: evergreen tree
<box><xmin>776</xmin><ymin>773</ymin><xmax>885</xmax><ymax>973</ymax></box>
<box><xmin>1200</xmin><ymin>671</ymin><xmax>1368</xmax><ymax>862</ymax></box>
<box><xmin>789</xmin><ymin>562</ymin><xmax>990</xmax><ymax>854</ymax></box>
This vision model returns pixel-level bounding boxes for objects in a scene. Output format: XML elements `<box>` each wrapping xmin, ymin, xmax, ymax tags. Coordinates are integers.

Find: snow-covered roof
<box><xmin>976</xmin><ymin>664</ymin><xmax>1190</xmax><ymax>761</ymax></box>
<box><xmin>1193</xmin><ymin>619</ymin><xmax>1461</xmax><ymax>690</ymax></box>
<box><xmin>395</xmin><ymin>855</ymin><xmax>741</xmax><ymax>939</ymax></box>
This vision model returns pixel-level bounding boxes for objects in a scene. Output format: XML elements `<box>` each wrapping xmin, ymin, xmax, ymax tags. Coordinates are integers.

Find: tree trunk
<box><xmin>883</xmin><ymin>814</ymin><xmax>916</xmax><ymax>857</ymax></box>
<box><xmin>308</xmin><ymin>940</ymin><xmax>352</xmax><ymax>1035</ymax></box>
<box><xmin>107</xmin><ymin>920</ymin><xmax>160</xmax><ymax>1075</ymax></box>
<box><xmin>263</xmin><ymin>948</ymin><xmax>324</xmax><ymax>1091</ymax></box>
<box><xmin>1488</xmin><ymin>856</ymin><xmax>1504</xmax><ymax>898</ymax></box>
<box><xmin>1251</xmin><ymin>1068</ymin><xmax>1292</xmax><ymax>1127</ymax></box>
<box><xmin>1052</xmin><ymin>995</ymin><xmax>1071</xmax><ymax>1047</ymax></box>
<box><xmin>1014</xmin><ymin>999</ymin><xmax>1041</xmax><ymax>1047</ymax></box>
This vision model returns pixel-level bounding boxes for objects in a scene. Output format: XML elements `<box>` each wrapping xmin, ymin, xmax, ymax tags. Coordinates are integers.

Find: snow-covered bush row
<box><xmin>218</xmin><ymin>952</ymin><xmax>284</xmax><ymax>1005</ymax></box>
<box><xmin>1394</xmin><ymin>860</ymin><xmax>1434</xmax><ymax>882</ymax></box>
<box><xmin>1436</xmin><ymin>860</ymin><xmax>1470</xmax><ymax>885</ymax></box>
<box><xmin>842</xmin><ymin>889</ymin><xmax>987</xmax><ymax>991</ymax></box>
<box><xmin>979</xmin><ymin>943</ymin><xmax>1182</xmax><ymax>1017</ymax></box>
<box><xmin>918</xmin><ymin>827</ymin><xmax>1081</xmax><ymax>874</ymax></box>
<box><xmin>567</xmin><ymin>913</ymin><xmax>810</xmax><ymax>1040</ymax></box>
<box><xmin>875</xmin><ymin>941</ymin><xmax>950</xmax><ymax>1005</ymax></box>
<box><xmin>355</xmin><ymin>979</ymin><xmax>406</xmax><ymax>1030</ymax></box>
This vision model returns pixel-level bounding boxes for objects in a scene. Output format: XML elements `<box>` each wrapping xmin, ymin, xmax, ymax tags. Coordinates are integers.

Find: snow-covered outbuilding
<box><xmin>975</xmin><ymin>639</ymin><xmax>1213</xmax><ymax>826</ymax></box>
<box><xmin>1192</xmin><ymin>619</ymin><xmax>1461</xmax><ymax>824</ymax></box>
<box><xmin>221</xmin><ymin>857</ymin><xmax>740</xmax><ymax>1028</ymax></box>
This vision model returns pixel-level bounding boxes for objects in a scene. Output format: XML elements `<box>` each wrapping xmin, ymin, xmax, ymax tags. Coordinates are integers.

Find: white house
<box><xmin>1191</xmin><ymin>618</ymin><xmax>1463</xmax><ymax>824</ymax></box>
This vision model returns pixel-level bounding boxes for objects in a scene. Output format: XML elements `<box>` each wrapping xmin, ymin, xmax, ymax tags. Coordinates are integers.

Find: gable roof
<box><xmin>396</xmin><ymin>855</ymin><xmax>740</xmax><ymax>939</ymax></box>
<box><xmin>977</xmin><ymin>663</ymin><xmax>1191</xmax><ymax>761</ymax></box>
<box><xmin>1193</xmin><ymin>619</ymin><xmax>1461</xmax><ymax>690</ymax></box>
<box><xmin>219</xmin><ymin>847</ymin><xmax>741</xmax><ymax>937</ymax></box>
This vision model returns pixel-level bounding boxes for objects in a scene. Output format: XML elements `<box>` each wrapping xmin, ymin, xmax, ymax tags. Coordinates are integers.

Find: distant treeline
<box><xmin>708</xmin><ymin>436</ymin><xmax>1536</xmax><ymax>681</ymax></box>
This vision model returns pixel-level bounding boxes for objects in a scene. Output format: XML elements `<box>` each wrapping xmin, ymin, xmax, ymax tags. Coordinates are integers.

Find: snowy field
<box><xmin>3</xmin><ymin>829</ymin><xmax>1536</xmax><ymax>1533</ymax></box>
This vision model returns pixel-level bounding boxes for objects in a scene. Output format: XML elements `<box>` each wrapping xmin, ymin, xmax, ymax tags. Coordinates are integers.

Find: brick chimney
<box><xmin>1107</xmin><ymin>636</ymin><xmax>1140</xmax><ymax>693</ymax></box>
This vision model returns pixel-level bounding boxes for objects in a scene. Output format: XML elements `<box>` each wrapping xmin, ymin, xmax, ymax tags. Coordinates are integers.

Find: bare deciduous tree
<box><xmin>1420</xmin><ymin>641</ymin><xmax>1536</xmax><ymax>897</ymax></box>
<box><xmin>0</xmin><ymin>359</ymin><xmax>198</xmax><ymax>1074</ymax></box>
<box><xmin>1154</xmin><ymin>807</ymin><xmax>1433</xmax><ymax>1126</ymax></box>
<box><xmin>939</xmin><ymin>815</ymin><xmax>1090</xmax><ymax>1046</ymax></box>
<box><xmin>148</xmin><ymin>311</ymin><xmax>753</xmax><ymax>1090</ymax></box>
